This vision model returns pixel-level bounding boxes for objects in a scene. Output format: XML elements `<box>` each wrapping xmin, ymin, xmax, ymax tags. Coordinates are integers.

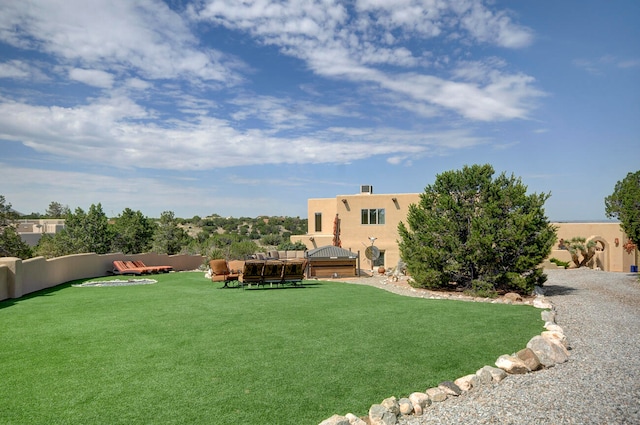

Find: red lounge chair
<box><xmin>131</xmin><ymin>260</ymin><xmax>173</xmax><ymax>273</ymax></box>
<box><xmin>112</xmin><ymin>260</ymin><xmax>147</xmax><ymax>275</ymax></box>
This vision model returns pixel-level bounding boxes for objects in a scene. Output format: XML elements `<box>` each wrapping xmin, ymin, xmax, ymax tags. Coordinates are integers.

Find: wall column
<box><xmin>0</xmin><ymin>257</ymin><xmax>23</xmax><ymax>299</ymax></box>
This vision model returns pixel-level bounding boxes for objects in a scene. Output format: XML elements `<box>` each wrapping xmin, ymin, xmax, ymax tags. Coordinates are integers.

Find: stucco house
<box><xmin>290</xmin><ymin>186</ymin><xmax>638</xmax><ymax>273</ymax></box>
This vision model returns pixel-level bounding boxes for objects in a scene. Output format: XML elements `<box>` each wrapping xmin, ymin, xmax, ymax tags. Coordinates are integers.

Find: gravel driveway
<box><xmin>394</xmin><ymin>268</ymin><xmax>640</xmax><ymax>425</ymax></box>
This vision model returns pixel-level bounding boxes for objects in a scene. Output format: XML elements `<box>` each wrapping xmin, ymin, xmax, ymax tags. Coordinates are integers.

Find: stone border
<box><xmin>72</xmin><ymin>278</ymin><xmax>158</xmax><ymax>287</ymax></box>
<box><xmin>318</xmin><ymin>287</ymin><xmax>569</xmax><ymax>425</ymax></box>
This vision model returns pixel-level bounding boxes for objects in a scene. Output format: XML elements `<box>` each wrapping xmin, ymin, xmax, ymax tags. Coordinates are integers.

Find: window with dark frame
<box><xmin>314</xmin><ymin>212</ymin><xmax>322</xmax><ymax>232</ymax></box>
<box><xmin>361</xmin><ymin>208</ymin><xmax>385</xmax><ymax>225</ymax></box>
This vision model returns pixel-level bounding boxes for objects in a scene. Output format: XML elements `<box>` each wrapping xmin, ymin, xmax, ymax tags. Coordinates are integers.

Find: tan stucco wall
<box><xmin>0</xmin><ymin>253</ymin><xmax>205</xmax><ymax>301</ymax></box>
<box><xmin>292</xmin><ymin>191</ymin><xmax>638</xmax><ymax>273</ymax></box>
<box><xmin>549</xmin><ymin>222</ymin><xmax>635</xmax><ymax>272</ymax></box>
<box><xmin>294</xmin><ymin>192</ymin><xmax>421</xmax><ymax>268</ymax></box>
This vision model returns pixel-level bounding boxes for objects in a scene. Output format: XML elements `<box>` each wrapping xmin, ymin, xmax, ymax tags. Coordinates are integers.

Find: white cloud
<box><xmin>0</xmin><ymin>60</ymin><xmax>31</xmax><ymax>79</ymax></box>
<box><xmin>0</xmin><ymin>93</ymin><xmax>487</xmax><ymax>171</ymax></box>
<box><xmin>0</xmin><ymin>0</ymin><xmax>242</xmax><ymax>85</ymax></box>
<box><xmin>69</xmin><ymin>68</ymin><xmax>115</xmax><ymax>88</ymax></box>
<box><xmin>456</xmin><ymin>1</ymin><xmax>533</xmax><ymax>48</ymax></box>
<box><xmin>191</xmin><ymin>0</ymin><xmax>540</xmax><ymax>121</ymax></box>
<box><xmin>0</xmin><ymin>60</ymin><xmax>48</xmax><ymax>80</ymax></box>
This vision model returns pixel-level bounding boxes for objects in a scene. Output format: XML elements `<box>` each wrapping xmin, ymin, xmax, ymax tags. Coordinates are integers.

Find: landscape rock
<box><xmin>438</xmin><ymin>381</ymin><xmax>462</xmax><ymax>396</ymax></box>
<box><xmin>398</xmin><ymin>398</ymin><xmax>414</xmax><ymax>415</ymax></box>
<box><xmin>408</xmin><ymin>392</ymin><xmax>431</xmax><ymax>416</ymax></box>
<box><xmin>504</xmin><ymin>292</ymin><xmax>523</xmax><ymax>302</ymax></box>
<box><xmin>480</xmin><ymin>365</ymin><xmax>508</xmax><ymax>382</ymax></box>
<box><xmin>475</xmin><ymin>367</ymin><xmax>493</xmax><ymax>385</ymax></box>
<box><xmin>426</xmin><ymin>387</ymin><xmax>447</xmax><ymax>402</ymax></box>
<box><xmin>369</xmin><ymin>404</ymin><xmax>397</xmax><ymax>425</ymax></box>
<box><xmin>345</xmin><ymin>413</ymin><xmax>367</xmax><ymax>425</ymax></box>
<box><xmin>319</xmin><ymin>414</ymin><xmax>350</xmax><ymax>425</ymax></box>
<box><xmin>527</xmin><ymin>335</ymin><xmax>569</xmax><ymax>367</ymax></box>
<box><xmin>541</xmin><ymin>309</ymin><xmax>556</xmax><ymax>323</ymax></box>
<box><xmin>516</xmin><ymin>347</ymin><xmax>543</xmax><ymax>371</ymax></box>
<box><xmin>544</xmin><ymin>323</ymin><xmax>564</xmax><ymax>333</ymax></box>
<box><xmin>495</xmin><ymin>354</ymin><xmax>530</xmax><ymax>374</ymax></box>
<box><xmin>454</xmin><ymin>374</ymin><xmax>478</xmax><ymax>391</ymax></box>
<box><xmin>380</xmin><ymin>397</ymin><xmax>400</xmax><ymax>416</ymax></box>
<box><xmin>542</xmin><ymin>330</ymin><xmax>570</xmax><ymax>350</ymax></box>
<box><xmin>533</xmin><ymin>297</ymin><xmax>553</xmax><ymax>309</ymax></box>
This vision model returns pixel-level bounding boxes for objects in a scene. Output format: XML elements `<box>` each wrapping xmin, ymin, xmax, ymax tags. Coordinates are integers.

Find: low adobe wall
<box><xmin>0</xmin><ymin>253</ymin><xmax>205</xmax><ymax>301</ymax></box>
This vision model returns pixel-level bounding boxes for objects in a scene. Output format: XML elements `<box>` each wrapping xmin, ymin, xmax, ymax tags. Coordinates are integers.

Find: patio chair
<box><xmin>262</xmin><ymin>260</ymin><xmax>284</xmax><ymax>288</ymax></box>
<box><xmin>112</xmin><ymin>260</ymin><xmax>146</xmax><ymax>275</ymax></box>
<box><xmin>282</xmin><ymin>259</ymin><xmax>307</xmax><ymax>286</ymax></box>
<box><xmin>132</xmin><ymin>260</ymin><xmax>173</xmax><ymax>273</ymax></box>
<box><xmin>239</xmin><ymin>260</ymin><xmax>265</xmax><ymax>289</ymax></box>
<box><xmin>209</xmin><ymin>259</ymin><xmax>240</xmax><ymax>288</ymax></box>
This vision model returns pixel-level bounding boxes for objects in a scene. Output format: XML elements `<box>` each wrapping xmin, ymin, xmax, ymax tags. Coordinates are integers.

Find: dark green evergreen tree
<box><xmin>398</xmin><ymin>164</ymin><xmax>556</xmax><ymax>295</ymax></box>
<box><xmin>0</xmin><ymin>195</ymin><xmax>33</xmax><ymax>259</ymax></box>
<box><xmin>151</xmin><ymin>211</ymin><xmax>189</xmax><ymax>255</ymax></box>
<box><xmin>605</xmin><ymin>170</ymin><xmax>640</xmax><ymax>247</ymax></box>
<box><xmin>111</xmin><ymin>208</ymin><xmax>156</xmax><ymax>254</ymax></box>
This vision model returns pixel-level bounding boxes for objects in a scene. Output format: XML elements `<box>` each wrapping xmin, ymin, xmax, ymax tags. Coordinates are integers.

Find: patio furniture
<box><xmin>209</xmin><ymin>259</ymin><xmax>240</xmax><ymax>288</ymax></box>
<box><xmin>131</xmin><ymin>260</ymin><xmax>173</xmax><ymax>273</ymax></box>
<box><xmin>282</xmin><ymin>259</ymin><xmax>307</xmax><ymax>286</ymax></box>
<box><xmin>262</xmin><ymin>260</ymin><xmax>284</xmax><ymax>288</ymax></box>
<box><xmin>112</xmin><ymin>260</ymin><xmax>147</xmax><ymax>276</ymax></box>
<box><xmin>239</xmin><ymin>260</ymin><xmax>265</xmax><ymax>288</ymax></box>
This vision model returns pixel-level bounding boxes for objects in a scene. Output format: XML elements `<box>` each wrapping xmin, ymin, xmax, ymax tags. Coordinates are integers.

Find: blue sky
<box><xmin>0</xmin><ymin>0</ymin><xmax>638</xmax><ymax>221</ymax></box>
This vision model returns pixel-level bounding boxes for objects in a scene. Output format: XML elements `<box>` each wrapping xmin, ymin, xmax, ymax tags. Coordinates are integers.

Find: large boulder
<box><xmin>527</xmin><ymin>335</ymin><xmax>569</xmax><ymax>367</ymax></box>
<box><xmin>480</xmin><ymin>365</ymin><xmax>508</xmax><ymax>382</ymax></box>
<box><xmin>475</xmin><ymin>366</ymin><xmax>493</xmax><ymax>385</ymax></box>
<box><xmin>319</xmin><ymin>415</ymin><xmax>350</xmax><ymax>425</ymax></box>
<box><xmin>345</xmin><ymin>413</ymin><xmax>367</xmax><ymax>425</ymax></box>
<box><xmin>495</xmin><ymin>354</ymin><xmax>530</xmax><ymax>374</ymax></box>
<box><xmin>380</xmin><ymin>397</ymin><xmax>400</xmax><ymax>416</ymax></box>
<box><xmin>542</xmin><ymin>330</ymin><xmax>570</xmax><ymax>350</ymax></box>
<box><xmin>369</xmin><ymin>404</ymin><xmax>397</xmax><ymax>425</ymax></box>
<box><xmin>504</xmin><ymin>292</ymin><xmax>523</xmax><ymax>303</ymax></box>
<box><xmin>398</xmin><ymin>398</ymin><xmax>414</xmax><ymax>415</ymax></box>
<box><xmin>533</xmin><ymin>297</ymin><xmax>553</xmax><ymax>309</ymax></box>
<box><xmin>426</xmin><ymin>387</ymin><xmax>447</xmax><ymax>402</ymax></box>
<box><xmin>439</xmin><ymin>381</ymin><xmax>462</xmax><ymax>396</ymax></box>
<box><xmin>516</xmin><ymin>347</ymin><xmax>543</xmax><ymax>371</ymax></box>
<box><xmin>408</xmin><ymin>392</ymin><xmax>431</xmax><ymax>416</ymax></box>
<box><xmin>454</xmin><ymin>374</ymin><xmax>478</xmax><ymax>391</ymax></box>
<box><xmin>541</xmin><ymin>309</ymin><xmax>556</xmax><ymax>323</ymax></box>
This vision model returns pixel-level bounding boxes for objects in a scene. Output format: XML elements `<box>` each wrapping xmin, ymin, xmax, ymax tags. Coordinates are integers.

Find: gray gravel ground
<box><xmin>393</xmin><ymin>268</ymin><xmax>640</xmax><ymax>425</ymax></box>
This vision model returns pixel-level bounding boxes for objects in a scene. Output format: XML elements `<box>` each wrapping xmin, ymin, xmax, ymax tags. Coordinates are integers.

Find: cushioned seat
<box><xmin>209</xmin><ymin>259</ymin><xmax>240</xmax><ymax>288</ymax></box>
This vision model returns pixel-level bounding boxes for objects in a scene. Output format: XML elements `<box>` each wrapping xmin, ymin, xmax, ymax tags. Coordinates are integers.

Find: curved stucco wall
<box><xmin>0</xmin><ymin>253</ymin><xmax>205</xmax><ymax>301</ymax></box>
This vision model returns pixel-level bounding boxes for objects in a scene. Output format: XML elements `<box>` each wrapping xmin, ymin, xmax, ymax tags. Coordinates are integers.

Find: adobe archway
<box><xmin>587</xmin><ymin>235</ymin><xmax>609</xmax><ymax>271</ymax></box>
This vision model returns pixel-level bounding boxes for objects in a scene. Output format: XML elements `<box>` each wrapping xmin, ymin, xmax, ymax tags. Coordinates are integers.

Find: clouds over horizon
<box><xmin>0</xmin><ymin>0</ymin><xmax>540</xmax><ymax>172</ymax></box>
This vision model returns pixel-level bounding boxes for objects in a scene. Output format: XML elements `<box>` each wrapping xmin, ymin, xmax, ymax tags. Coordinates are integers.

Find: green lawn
<box><xmin>0</xmin><ymin>272</ymin><xmax>543</xmax><ymax>424</ymax></box>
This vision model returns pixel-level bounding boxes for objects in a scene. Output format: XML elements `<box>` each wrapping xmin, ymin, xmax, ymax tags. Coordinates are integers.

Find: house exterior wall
<box><xmin>291</xmin><ymin>189</ymin><xmax>638</xmax><ymax>273</ymax></box>
<box><xmin>294</xmin><ymin>191</ymin><xmax>422</xmax><ymax>269</ymax></box>
<box><xmin>16</xmin><ymin>219</ymin><xmax>66</xmax><ymax>246</ymax></box>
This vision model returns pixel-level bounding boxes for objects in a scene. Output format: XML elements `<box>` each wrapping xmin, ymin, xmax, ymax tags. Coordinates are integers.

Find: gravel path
<box><xmin>338</xmin><ymin>269</ymin><xmax>640</xmax><ymax>424</ymax></box>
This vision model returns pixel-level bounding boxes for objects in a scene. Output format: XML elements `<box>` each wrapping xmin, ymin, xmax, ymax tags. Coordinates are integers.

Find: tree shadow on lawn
<box><xmin>0</xmin><ymin>281</ymin><xmax>76</xmax><ymax>310</ymax></box>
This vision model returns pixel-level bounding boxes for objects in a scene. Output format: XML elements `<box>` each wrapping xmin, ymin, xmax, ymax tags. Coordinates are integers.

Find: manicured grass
<box><xmin>0</xmin><ymin>272</ymin><xmax>543</xmax><ymax>424</ymax></box>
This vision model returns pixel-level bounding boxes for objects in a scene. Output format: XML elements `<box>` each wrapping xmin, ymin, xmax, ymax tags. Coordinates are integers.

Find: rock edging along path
<box><xmin>319</xmin><ymin>269</ymin><xmax>640</xmax><ymax>425</ymax></box>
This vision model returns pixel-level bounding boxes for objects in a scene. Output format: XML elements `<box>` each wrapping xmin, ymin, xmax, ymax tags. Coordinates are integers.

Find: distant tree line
<box><xmin>0</xmin><ymin>197</ymin><xmax>308</xmax><ymax>261</ymax></box>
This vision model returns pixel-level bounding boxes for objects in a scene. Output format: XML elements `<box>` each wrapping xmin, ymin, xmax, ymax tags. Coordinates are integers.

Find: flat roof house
<box><xmin>291</xmin><ymin>186</ymin><xmax>638</xmax><ymax>273</ymax></box>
